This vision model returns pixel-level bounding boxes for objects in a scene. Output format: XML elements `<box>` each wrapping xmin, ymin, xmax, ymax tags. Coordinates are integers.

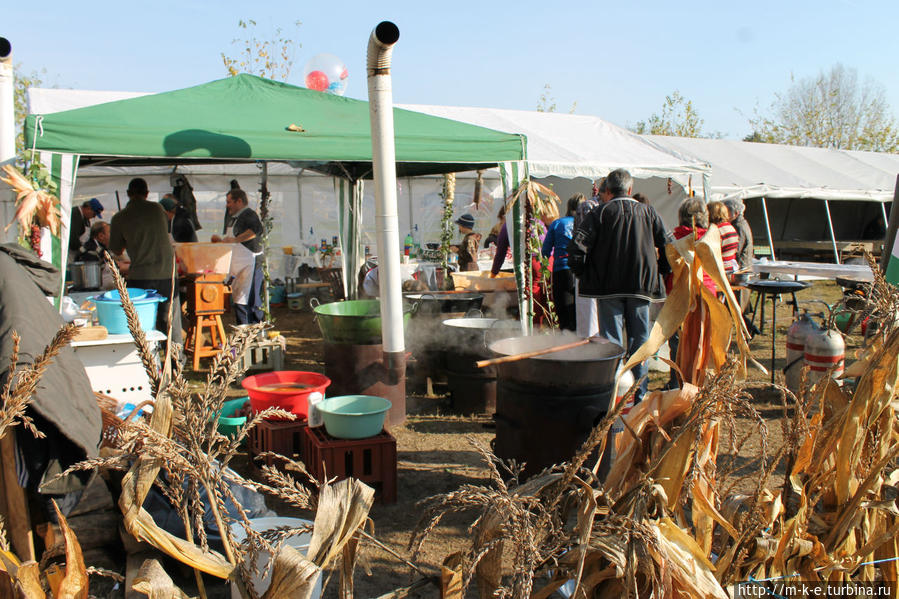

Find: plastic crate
<box><xmin>248</xmin><ymin>419</ymin><xmax>307</xmax><ymax>467</ymax></box>
<box><xmin>301</xmin><ymin>426</ymin><xmax>397</xmax><ymax>503</ymax></box>
<box><xmin>238</xmin><ymin>336</ymin><xmax>286</xmax><ymax>372</ymax></box>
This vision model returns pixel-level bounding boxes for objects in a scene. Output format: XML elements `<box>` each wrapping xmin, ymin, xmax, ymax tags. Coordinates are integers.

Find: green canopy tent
<box><xmin>25</xmin><ymin>74</ymin><xmax>529</xmax><ymax>318</ymax></box>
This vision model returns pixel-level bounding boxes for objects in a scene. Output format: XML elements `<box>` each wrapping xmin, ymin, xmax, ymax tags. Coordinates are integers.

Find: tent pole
<box><xmin>823</xmin><ymin>199</ymin><xmax>839</xmax><ymax>264</ymax></box>
<box><xmin>761</xmin><ymin>196</ymin><xmax>776</xmax><ymax>261</ymax></box>
<box><xmin>296</xmin><ymin>168</ymin><xmax>305</xmax><ymax>242</ymax></box>
<box><xmin>882</xmin><ymin>175</ymin><xmax>899</xmax><ymax>273</ymax></box>
<box><xmin>259</xmin><ymin>161</ymin><xmax>271</xmax><ymax>321</ymax></box>
<box><xmin>881</xmin><ymin>201</ymin><xmax>889</xmax><ymax>230</ymax></box>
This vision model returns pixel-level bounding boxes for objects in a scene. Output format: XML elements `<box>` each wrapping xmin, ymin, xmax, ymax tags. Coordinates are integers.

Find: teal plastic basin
<box><xmin>216</xmin><ymin>397</ymin><xmax>249</xmax><ymax>438</ymax></box>
<box><xmin>90</xmin><ymin>289</ymin><xmax>164</xmax><ymax>334</ymax></box>
<box><xmin>316</xmin><ymin>395</ymin><xmax>391</xmax><ymax>439</ymax></box>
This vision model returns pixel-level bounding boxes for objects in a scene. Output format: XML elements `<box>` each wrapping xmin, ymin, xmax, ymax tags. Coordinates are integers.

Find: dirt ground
<box><xmin>173</xmin><ymin>279</ymin><xmax>854</xmax><ymax>597</ymax></box>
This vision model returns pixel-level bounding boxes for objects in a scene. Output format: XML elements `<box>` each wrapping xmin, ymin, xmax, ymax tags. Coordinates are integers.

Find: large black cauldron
<box><xmin>488</xmin><ymin>333</ymin><xmax>625</xmax><ymax>478</ymax></box>
<box><xmin>405</xmin><ymin>291</ymin><xmax>485</xmax><ymax>316</ymax></box>
<box><xmin>441</xmin><ymin>318</ymin><xmax>520</xmax><ymax>414</ymax></box>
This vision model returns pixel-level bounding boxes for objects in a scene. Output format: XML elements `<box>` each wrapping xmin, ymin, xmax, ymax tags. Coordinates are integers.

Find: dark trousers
<box><xmin>552</xmin><ymin>269</ymin><xmax>577</xmax><ymax>331</ymax></box>
<box><xmin>234</xmin><ymin>264</ymin><xmax>264</xmax><ymax>325</ymax></box>
<box><xmin>128</xmin><ymin>277</ymin><xmax>183</xmax><ymax>345</ymax></box>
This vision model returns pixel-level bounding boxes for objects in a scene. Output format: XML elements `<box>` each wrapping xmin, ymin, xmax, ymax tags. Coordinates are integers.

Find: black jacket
<box><xmin>567</xmin><ymin>198</ymin><xmax>671</xmax><ymax>301</ymax></box>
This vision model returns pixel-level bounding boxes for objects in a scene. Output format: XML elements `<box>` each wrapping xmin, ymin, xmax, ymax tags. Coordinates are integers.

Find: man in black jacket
<box><xmin>568</xmin><ymin>169</ymin><xmax>671</xmax><ymax>401</ymax></box>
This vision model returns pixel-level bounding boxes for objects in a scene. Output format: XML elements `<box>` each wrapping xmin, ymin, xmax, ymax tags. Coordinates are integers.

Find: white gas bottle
<box><xmin>804</xmin><ymin>327</ymin><xmax>845</xmax><ymax>385</ymax></box>
<box><xmin>785</xmin><ymin>313</ymin><xmax>819</xmax><ymax>392</ymax></box>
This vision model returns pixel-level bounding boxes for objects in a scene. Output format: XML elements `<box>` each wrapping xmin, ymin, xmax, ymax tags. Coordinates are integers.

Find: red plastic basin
<box><xmin>241</xmin><ymin>371</ymin><xmax>331</xmax><ymax>419</ymax></box>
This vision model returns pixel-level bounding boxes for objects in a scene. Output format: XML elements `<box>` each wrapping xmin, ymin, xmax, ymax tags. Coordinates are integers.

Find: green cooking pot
<box><xmin>313</xmin><ymin>299</ymin><xmax>412</xmax><ymax>344</ymax></box>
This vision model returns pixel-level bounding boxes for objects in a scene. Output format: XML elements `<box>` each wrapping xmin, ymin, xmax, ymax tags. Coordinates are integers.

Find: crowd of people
<box><xmin>66</xmin><ymin>177</ymin><xmax>266</xmax><ymax>346</ymax></box>
<box><xmin>480</xmin><ymin>168</ymin><xmax>754</xmax><ymax>404</ymax></box>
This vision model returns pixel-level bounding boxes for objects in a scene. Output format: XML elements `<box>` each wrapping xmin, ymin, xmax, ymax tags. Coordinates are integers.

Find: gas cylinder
<box><xmin>804</xmin><ymin>327</ymin><xmax>845</xmax><ymax>385</ymax></box>
<box><xmin>785</xmin><ymin>313</ymin><xmax>819</xmax><ymax>392</ymax></box>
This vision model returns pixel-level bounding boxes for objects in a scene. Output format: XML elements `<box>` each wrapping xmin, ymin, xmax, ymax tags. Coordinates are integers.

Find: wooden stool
<box><xmin>185</xmin><ymin>314</ymin><xmax>227</xmax><ymax>371</ymax></box>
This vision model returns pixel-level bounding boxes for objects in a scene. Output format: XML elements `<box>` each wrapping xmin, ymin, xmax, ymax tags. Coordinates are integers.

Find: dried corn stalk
<box><xmin>0</xmin><ymin>164</ymin><xmax>61</xmax><ymax>236</ymax></box>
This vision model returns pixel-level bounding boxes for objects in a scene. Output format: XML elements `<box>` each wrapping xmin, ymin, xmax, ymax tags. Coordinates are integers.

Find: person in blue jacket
<box><xmin>541</xmin><ymin>194</ymin><xmax>583</xmax><ymax>331</ymax></box>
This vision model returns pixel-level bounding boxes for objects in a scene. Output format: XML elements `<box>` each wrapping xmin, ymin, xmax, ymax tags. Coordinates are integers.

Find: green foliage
<box><xmin>536</xmin><ymin>84</ymin><xmax>557</xmax><ymax>113</ymax></box>
<box><xmin>13</xmin><ymin>65</ymin><xmax>46</xmax><ymax>159</ymax></box>
<box><xmin>20</xmin><ymin>150</ymin><xmax>57</xmax><ymax>193</ymax></box>
<box><xmin>748</xmin><ymin>64</ymin><xmax>899</xmax><ymax>152</ymax></box>
<box><xmin>536</xmin><ymin>84</ymin><xmax>577</xmax><ymax>114</ymax></box>
<box><xmin>631</xmin><ymin>90</ymin><xmax>705</xmax><ymax>137</ymax></box>
<box><xmin>440</xmin><ymin>174</ymin><xmax>455</xmax><ymax>274</ymax></box>
<box><xmin>221</xmin><ymin>19</ymin><xmax>302</xmax><ymax>82</ymax></box>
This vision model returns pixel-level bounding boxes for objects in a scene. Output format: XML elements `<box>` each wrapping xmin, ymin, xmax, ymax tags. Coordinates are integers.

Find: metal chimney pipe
<box><xmin>366</xmin><ymin>21</ymin><xmax>405</xmax><ymax>425</ymax></box>
<box><xmin>0</xmin><ymin>38</ymin><xmax>14</xmax><ymax>164</ymax></box>
<box><xmin>0</xmin><ymin>38</ymin><xmax>16</xmax><ymax>246</ymax></box>
<box><xmin>366</xmin><ymin>22</ymin><xmax>402</xmax><ymax>353</ymax></box>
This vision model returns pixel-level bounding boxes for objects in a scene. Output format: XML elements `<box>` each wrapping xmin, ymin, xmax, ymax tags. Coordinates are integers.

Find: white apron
<box><xmin>227</xmin><ymin>222</ymin><xmax>259</xmax><ymax>305</ymax></box>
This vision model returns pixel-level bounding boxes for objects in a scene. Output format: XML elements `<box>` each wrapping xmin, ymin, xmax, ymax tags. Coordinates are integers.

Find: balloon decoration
<box><xmin>303</xmin><ymin>53</ymin><xmax>348</xmax><ymax>95</ymax></box>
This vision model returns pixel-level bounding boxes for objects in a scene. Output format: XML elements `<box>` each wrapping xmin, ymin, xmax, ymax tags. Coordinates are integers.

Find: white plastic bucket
<box><xmin>229</xmin><ymin>517</ymin><xmax>321</xmax><ymax>599</ymax></box>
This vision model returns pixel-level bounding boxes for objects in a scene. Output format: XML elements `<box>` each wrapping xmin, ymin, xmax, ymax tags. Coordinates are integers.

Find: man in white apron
<box><xmin>211</xmin><ymin>188</ymin><xmax>264</xmax><ymax>324</ymax></box>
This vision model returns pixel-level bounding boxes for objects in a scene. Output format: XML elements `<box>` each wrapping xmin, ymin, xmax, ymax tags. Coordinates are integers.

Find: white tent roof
<box><xmin>397</xmin><ymin>104</ymin><xmax>711</xmax><ymax>184</ymax></box>
<box><xmin>646</xmin><ymin>135</ymin><xmax>899</xmax><ymax>203</ymax></box>
<box><xmin>28</xmin><ymin>89</ymin><xmax>710</xmax><ymax>187</ymax></box>
<box><xmin>27</xmin><ymin>87</ymin><xmax>147</xmax><ymax>115</ymax></box>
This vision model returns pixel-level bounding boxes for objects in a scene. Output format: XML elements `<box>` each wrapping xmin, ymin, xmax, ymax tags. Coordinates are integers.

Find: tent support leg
<box><xmin>761</xmin><ymin>197</ymin><xmax>776</xmax><ymax>262</ymax></box>
<box><xmin>296</xmin><ymin>168</ymin><xmax>305</xmax><ymax>240</ymax></box>
<box><xmin>881</xmin><ymin>202</ymin><xmax>889</xmax><ymax>229</ymax></box>
<box><xmin>824</xmin><ymin>199</ymin><xmax>839</xmax><ymax>264</ymax></box>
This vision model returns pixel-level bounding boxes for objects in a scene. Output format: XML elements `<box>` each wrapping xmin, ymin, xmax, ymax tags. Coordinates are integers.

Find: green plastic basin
<box><xmin>314</xmin><ymin>299</ymin><xmax>411</xmax><ymax>344</ymax></box>
<box><xmin>316</xmin><ymin>395</ymin><xmax>392</xmax><ymax>439</ymax></box>
<box><xmin>216</xmin><ymin>397</ymin><xmax>249</xmax><ymax>438</ymax></box>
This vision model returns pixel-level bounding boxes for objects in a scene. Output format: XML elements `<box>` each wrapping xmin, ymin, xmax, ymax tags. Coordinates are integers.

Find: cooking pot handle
<box><xmin>308</xmin><ymin>296</ymin><xmax>321</xmax><ymax>309</ymax></box>
<box><xmin>465</xmin><ymin>308</ymin><xmax>484</xmax><ymax>318</ymax></box>
<box><xmin>410</xmin><ymin>300</ymin><xmax>421</xmax><ymax>315</ymax></box>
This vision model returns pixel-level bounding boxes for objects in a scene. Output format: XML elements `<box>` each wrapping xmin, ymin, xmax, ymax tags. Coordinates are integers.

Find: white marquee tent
<box><xmin>17</xmin><ymin>88</ymin><xmax>713</xmax><ymax>264</ymax></box>
<box><xmin>645</xmin><ymin>135</ymin><xmax>899</xmax><ymax>261</ymax></box>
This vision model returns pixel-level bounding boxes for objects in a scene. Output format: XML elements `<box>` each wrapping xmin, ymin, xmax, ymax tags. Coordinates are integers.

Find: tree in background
<box><xmin>536</xmin><ymin>84</ymin><xmax>577</xmax><ymax>114</ymax></box>
<box><xmin>221</xmin><ymin>19</ymin><xmax>302</xmax><ymax>82</ymax></box>
<box><xmin>631</xmin><ymin>90</ymin><xmax>705</xmax><ymax>137</ymax></box>
<box><xmin>748</xmin><ymin>64</ymin><xmax>899</xmax><ymax>152</ymax></box>
<box><xmin>13</xmin><ymin>66</ymin><xmax>45</xmax><ymax>159</ymax></box>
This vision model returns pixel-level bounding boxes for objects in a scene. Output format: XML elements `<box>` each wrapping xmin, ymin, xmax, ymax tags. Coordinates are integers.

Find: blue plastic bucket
<box><xmin>269</xmin><ymin>285</ymin><xmax>286</xmax><ymax>304</ymax></box>
<box><xmin>100</xmin><ymin>288</ymin><xmax>152</xmax><ymax>301</ymax></box>
<box><xmin>90</xmin><ymin>289</ymin><xmax>165</xmax><ymax>334</ymax></box>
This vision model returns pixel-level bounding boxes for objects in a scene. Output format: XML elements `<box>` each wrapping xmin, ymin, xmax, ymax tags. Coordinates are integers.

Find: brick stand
<box><xmin>248</xmin><ymin>419</ymin><xmax>307</xmax><ymax>467</ymax></box>
<box><xmin>301</xmin><ymin>427</ymin><xmax>397</xmax><ymax>503</ymax></box>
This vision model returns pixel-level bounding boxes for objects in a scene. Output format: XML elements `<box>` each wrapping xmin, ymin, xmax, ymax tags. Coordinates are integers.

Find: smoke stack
<box><xmin>0</xmin><ymin>37</ymin><xmax>14</xmax><ymax>164</ymax></box>
<box><xmin>366</xmin><ymin>21</ymin><xmax>406</xmax><ymax>425</ymax></box>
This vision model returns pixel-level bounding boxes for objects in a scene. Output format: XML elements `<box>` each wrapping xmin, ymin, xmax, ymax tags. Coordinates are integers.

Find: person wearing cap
<box><xmin>108</xmin><ymin>178</ymin><xmax>181</xmax><ymax>344</ymax></box>
<box><xmin>211</xmin><ymin>187</ymin><xmax>265</xmax><ymax>324</ymax></box>
<box><xmin>159</xmin><ymin>194</ymin><xmax>198</xmax><ymax>243</ymax></box>
<box><xmin>451</xmin><ymin>213</ymin><xmax>481</xmax><ymax>272</ymax></box>
<box><xmin>68</xmin><ymin>198</ymin><xmax>104</xmax><ymax>261</ymax></box>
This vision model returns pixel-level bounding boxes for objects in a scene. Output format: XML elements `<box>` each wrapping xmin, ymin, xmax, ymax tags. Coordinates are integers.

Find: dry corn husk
<box><xmin>620</xmin><ymin>226</ymin><xmax>763</xmax><ymax>384</ymax></box>
<box><xmin>0</xmin><ymin>165</ymin><xmax>61</xmax><ymax>236</ymax></box>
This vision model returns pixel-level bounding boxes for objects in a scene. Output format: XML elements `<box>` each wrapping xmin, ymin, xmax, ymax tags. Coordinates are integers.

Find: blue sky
<box><xmin>7</xmin><ymin>0</ymin><xmax>899</xmax><ymax>139</ymax></box>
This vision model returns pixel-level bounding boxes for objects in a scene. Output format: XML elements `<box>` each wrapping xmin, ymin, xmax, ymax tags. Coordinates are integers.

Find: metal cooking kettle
<box><xmin>71</xmin><ymin>261</ymin><xmax>102</xmax><ymax>289</ymax></box>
